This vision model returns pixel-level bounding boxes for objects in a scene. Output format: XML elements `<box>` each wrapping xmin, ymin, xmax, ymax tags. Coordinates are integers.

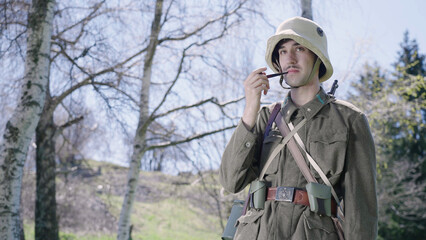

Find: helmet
<box><xmin>265</xmin><ymin>17</ymin><xmax>333</xmax><ymax>82</ymax></box>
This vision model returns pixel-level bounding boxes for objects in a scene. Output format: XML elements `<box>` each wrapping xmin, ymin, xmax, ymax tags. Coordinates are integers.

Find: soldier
<box><xmin>220</xmin><ymin>17</ymin><xmax>378</xmax><ymax>239</ymax></box>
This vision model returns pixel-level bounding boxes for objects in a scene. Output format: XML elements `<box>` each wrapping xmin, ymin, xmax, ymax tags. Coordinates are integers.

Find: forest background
<box><xmin>0</xmin><ymin>0</ymin><xmax>424</xmax><ymax>240</ymax></box>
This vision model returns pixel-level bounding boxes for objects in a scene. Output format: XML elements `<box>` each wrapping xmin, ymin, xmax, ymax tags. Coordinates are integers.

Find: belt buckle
<box><xmin>275</xmin><ymin>187</ymin><xmax>295</xmax><ymax>202</ymax></box>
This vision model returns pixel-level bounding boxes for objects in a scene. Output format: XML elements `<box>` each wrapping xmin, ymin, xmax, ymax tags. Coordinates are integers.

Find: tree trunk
<box><xmin>116</xmin><ymin>1</ymin><xmax>164</xmax><ymax>239</ymax></box>
<box><xmin>35</xmin><ymin>98</ymin><xmax>59</xmax><ymax>240</ymax></box>
<box><xmin>0</xmin><ymin>0</ymin><xmax>55</xmax><ymax>239</ymax></box>
<box><xmin>300</xmin><ymin>0</ymin><xmax>313</xmax><ymax>20</ymax></box>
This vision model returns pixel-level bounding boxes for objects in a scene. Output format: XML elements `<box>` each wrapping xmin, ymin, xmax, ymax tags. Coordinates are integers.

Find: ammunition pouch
<box><xmin>249</xmin><ymin>180</ymin><xmax>266</xmax><ymax>209</ymax></box>
<box><xmin>306</xmin><ymin>182</ymin><xmax>332</xmax><ymax>217</ymax></box>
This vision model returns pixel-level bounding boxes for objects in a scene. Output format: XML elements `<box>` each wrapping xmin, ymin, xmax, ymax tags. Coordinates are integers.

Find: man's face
<box><xmin>278</xmin><ymin>39</ymin><xmax>318</xmax><ymax>87</ymax></box>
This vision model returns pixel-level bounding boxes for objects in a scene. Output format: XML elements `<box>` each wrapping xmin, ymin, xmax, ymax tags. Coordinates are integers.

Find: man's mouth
<box><xmin>286</xmin><ymin>68</ymin><xmax>299</xmax><ymax>73</ymax></box>
<box><xmin>286</xmin><ymin>66</ymin><xmax>300</xmax><ymax>73</ymax></box>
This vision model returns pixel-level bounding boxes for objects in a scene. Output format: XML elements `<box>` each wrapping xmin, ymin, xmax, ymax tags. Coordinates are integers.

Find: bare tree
<box><xmin>33</xmin><ymin>2</ymin><xmax>112</xmax><ymax>238</ymax></box>
<box><xmin>3</xmin><ymin>1</ymin><xmax>146</xmax><ymax>238</ymax></box>
<box><xmin>115</xmin><ymin>0</ymin><xmax>254</xmax><ymax>238</ymax></box>
<box><xmin>0</xmin><ymin>0</ymin><xmax>55</xmax><ymax>239</ymax></box>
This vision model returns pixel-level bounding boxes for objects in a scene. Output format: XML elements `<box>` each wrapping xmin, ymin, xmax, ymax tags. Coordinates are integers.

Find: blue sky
<box><xmin>326</xmin><ymin>0</ymin><xmax>426</xmax><ymax>84</ymax></box>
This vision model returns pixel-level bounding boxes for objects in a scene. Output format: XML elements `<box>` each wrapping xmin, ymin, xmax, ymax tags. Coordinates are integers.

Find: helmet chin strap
<box><xmin>282</xmin><ymin>57</ymin><xmax>321</xmax><ymax>89</ymax></box>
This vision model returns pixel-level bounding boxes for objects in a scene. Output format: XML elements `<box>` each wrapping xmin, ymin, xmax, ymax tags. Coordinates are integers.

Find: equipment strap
<box><xmin>259</xmin><ymin>118</ymin><xmax>307</xmax><ymax>180</ymax></box>
<box><xmin>274</xmin><ymin>115</ymin><xmax>317</xmax><ymax>183</ymax></box>
<box><xmin>288</xmin><ymin>122</ymin><xmax>345</xmax><ymax>220</ymax></box>
<box><xmin>263</xmin><ymin>104</ymin><xmax>282</xmax><ymax>140</ymax></box>
<box><xmin>275</xmin><ymin>107</ymin><xmax>346</xmax><ymax>240</ymax></box>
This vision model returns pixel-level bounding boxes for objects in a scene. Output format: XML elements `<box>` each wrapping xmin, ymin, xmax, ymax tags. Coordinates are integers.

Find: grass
<box><xmin>24</xmin><ymin>223</ymin><xmax>115</xmax><ymax>240</ymax></box>
<box><xmin>132</xmin><ymin>199</ymin><xmax>222</xmax><ymax>240</ymax></box>
<box><xmin>98</xmin><ymin>195</ymin><xmax>222</xmax><ymax>240</ymax></box>
<box><xmin>23</xmin><ymin>161</ymin><xmax>226</xmax><ymax>240</ymax></box>
<box><xmin>24</xmin><ymin>195</ymin><xmax>223</xmax><ymax>240</ymax></box>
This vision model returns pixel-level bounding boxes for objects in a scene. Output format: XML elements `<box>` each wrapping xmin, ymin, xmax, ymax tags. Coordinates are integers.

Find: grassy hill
<box><xmin>21</xmin><ymin>160</ymin><xmax>244</xmax><ymax>240</ymax></box>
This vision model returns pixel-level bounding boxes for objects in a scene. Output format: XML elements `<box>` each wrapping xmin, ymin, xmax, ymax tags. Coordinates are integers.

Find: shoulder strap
<box><xmin>288</xmin><ymin>122</ymin><xmax>345</xmax><ymax>219</ymax></box>
<box><xmin>263</xmin><ymin>103</ymin><xmax>282</xmax><ymax>140</ymax></box>
<box><xmin>274</xmin><ymin>115</ymin><xmax>318</xmax><ymax>183</ymax></box>
<box><xmin>275</xmin><ymin>114</ymin><xmax>345</xmax><ymax>219</ymax></box>
<box><xmin>259</xmin><ymin>118</ymin><xmax>307</xmax><ymax>180</ymax></box>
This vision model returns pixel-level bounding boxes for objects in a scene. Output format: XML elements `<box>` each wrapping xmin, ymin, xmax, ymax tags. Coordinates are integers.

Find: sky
<box><xmin>100</xmin><ymin>0</ymin><xmax>426</xmax><ymax>170</ymax></box>
<box><xmin>326</xmin><ymin>0</ymin><xmax>426</xmax><ymax>93</ymax></box>
<box><xmin>255</xmin><ymin>0</ymin><xmax>426</xmax><ymax>95</ymax></box>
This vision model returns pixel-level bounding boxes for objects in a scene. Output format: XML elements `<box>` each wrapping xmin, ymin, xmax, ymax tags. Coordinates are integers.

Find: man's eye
<box><xmin>279</xmin><ymin>50</ymin><xmax>286</xmax><ymax>55</ymax></box>
<box><xmin>296</xmin><ymin>47</ymin><xmax>305</xmax><ymax>52</ymax></box>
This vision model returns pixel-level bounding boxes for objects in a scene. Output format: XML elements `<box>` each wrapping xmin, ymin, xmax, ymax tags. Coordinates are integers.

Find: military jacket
<box><xmin>219</xmin><ymin>89</ymin><xmax>378</xmax><ymax>240</ymax></box>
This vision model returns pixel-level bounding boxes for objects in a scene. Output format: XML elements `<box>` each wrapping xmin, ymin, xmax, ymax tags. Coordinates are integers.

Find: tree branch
<box><xmin>52</xmin><ymin>41</ymin><xmax>144</xmax><ymax>110</ymax></box>
<box><xmin>147</xmin><ymin>125</ymin><xmax>237</xmax><ymax>151</ymax></box>
<box><xmin>157</xmin><ymin>0</ymin><xmax>248</xmax><ymax>44</ymax></box>
<box><xmin>148</xmin><ymin>49</ymin><xmax>187</xmax><ymax>120</ymax></box>
<box><xmin>154</xmin><ymin>97</ymin><xmax>217</xmax><ymax>120</ymax></box>
<box><xmin>52</xmin><ymin>0</ymin><xmax>107</xmax><ymax>45</ymax></box>
<box><xmin>58</xmin><ymin>116</ymin><xmax>84</xmax><ymax>132</ymax></box>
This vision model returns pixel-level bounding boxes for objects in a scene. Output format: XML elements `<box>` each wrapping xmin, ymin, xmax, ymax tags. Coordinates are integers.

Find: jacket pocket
<box><xmin>259</xmin><ymin>131</ymin><xmax>283</xmax><ymax>175</ymax></box>
<box><xmin>234</xmin><ymin>209</ymin><xmax>264</xmax><ymax>240</ymax></box>
<box><xmin>303</xmin><ymin>211</ymin><xmax>338</xmax><ymax>239</ymax></box>
<box><xmin>308</xmin><ymin>129</ymin><xmax>347</xmax><ymax>184</ymax></box>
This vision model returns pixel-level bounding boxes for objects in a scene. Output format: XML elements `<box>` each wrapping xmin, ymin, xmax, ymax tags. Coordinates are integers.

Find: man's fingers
<box><xmin>253</xmin><ymin>67</ymin><xmax>267</xmax><ymax>74</ymax></box>
<box><xmin>252</xmin><ymin>82</ymin><xmax>269</xmax><ymax>93</ymax></box>
<box><xmin>256</xmin><ymin>79</ymin><xmax>270</xmax><ymax>89</ymax></box>
<box><xmin>247</xmin><ymin>67</ymin><xmax>268</xmax><ymax>80</ymax></box>
<box><xmin>247</xmin><ymin>74</ymin><xmax>269</xmax><ymax>86</ymax></box>
<box><xmin>244</xmin><ymin>68</ymin><xmax>270</xmax><ymax>96</ymax></box>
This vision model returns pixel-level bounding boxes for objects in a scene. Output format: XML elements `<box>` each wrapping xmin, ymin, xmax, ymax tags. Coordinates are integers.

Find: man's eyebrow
<box><xmin>278</xmin><ymin>42</ymin><xmax>301</xmax><ymax>49</ymax></box>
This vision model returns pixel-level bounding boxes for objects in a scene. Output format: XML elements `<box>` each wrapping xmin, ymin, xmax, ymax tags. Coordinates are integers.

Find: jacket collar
<box><xmin>281</xmin><ymin>87</ymin><xmax>331</xmax><ymax>123</ymax></box>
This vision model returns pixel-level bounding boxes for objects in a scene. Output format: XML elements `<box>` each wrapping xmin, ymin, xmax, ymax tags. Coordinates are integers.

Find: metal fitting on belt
<box><xmin>275</xmin><ymin>187</ymin><xmax>295</xmax><ymax>202</ymax></box>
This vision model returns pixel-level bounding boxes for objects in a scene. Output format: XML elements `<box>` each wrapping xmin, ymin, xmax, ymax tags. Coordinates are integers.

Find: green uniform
<box><xmin>220</xmin><ymin>89</ymin><xmax>378</xmax><ymax>240</ymax></box>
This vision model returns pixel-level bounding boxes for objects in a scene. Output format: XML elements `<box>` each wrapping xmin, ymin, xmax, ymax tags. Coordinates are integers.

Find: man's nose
<box><xmin>286</xmin><ymin>51</ymin><xmax>297</xmax><ymax>64</ymax></box>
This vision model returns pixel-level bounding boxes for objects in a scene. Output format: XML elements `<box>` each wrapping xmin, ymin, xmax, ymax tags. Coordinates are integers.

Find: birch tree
<box><xmin>34</xmin><ymin>2</ymin><xmax>112</xmax><ymax>239</ymax></box>
<box><xmin>0</xmin><ymin>0</ymin><xmax>55</xmax><ymax>239</ymax></box>
<box><xmin>2</xmin><ymin>0</ymin><xmax>137</xmax><ymax>238</ymax></box>
<box><xmin>116</xmin><ymin>0</ymin><xmax>253</xmax><ymax>238</ymax></box>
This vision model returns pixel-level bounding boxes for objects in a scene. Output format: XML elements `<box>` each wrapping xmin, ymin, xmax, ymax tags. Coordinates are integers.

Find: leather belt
<box><xmin>266</xmin><ymin>187</ymin><xmax>337</xmax><ymax>216</ymax></box>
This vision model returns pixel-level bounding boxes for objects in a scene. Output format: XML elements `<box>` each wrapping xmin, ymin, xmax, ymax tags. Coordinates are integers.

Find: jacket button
<box><xmin>245</xmin><ymin>142</ymin><xmax>251</xmax><ymax>148</ymax></box>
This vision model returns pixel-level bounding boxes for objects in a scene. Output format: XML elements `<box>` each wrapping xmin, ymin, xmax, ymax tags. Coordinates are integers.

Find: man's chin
<box><xmin>284</xmin><ymin>80</ymin><xmax>303</xmax><ymax>88</ymax></box>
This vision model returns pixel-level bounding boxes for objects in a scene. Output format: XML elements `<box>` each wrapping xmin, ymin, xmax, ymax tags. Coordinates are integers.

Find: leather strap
<box><xmin>263</xmin><ymin>103</ymin><xmax>281</xmax><ymax>140</ymax></box>
<box><xmin>275</xmin><ymin>113</ymin><xmax>345</xmax><ymax>222</ymax></box>
<box><xmin>289</xmin><ymin>122</ymin><xmax>345</xmax><ymax>221</ymax></box>
<box><xmin>275</xmin><ymin>115</ymin><xmax>317</xmax><ymax>183</ymax></box>
<box><xmin>274</xmin><ymin>102</ymin><xmax>345</xmax><ymax>239</ymax></box>
<box><xmin>242</xmin><ymin>103</ymin><xmax>290</xmax><ymax>216</ymax></box>
<box><xmin>267</xmin><ymin>187</ymin><xmax>308</xmax><ymax>204</ymax></box>
<box><xmin>259</xmin><ymin>118</ymin><xmax>307</xmax><ymax>180</ymax></box>
<box><xmin>266</xmin><ymin>187</ymin><xmax>337</xmax><ymax>216</ymax></box>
